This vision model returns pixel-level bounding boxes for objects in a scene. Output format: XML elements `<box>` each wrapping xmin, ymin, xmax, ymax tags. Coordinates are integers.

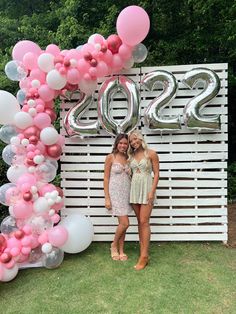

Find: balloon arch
<box><xmin>0</xmin><ymin>5</ymin><xmax>222</xmax><ymax>282</ymax></box>
<box><xmin>0</xmin><ymin>6</ymin><xmax>151</xmax><ymax>282</ymax></box>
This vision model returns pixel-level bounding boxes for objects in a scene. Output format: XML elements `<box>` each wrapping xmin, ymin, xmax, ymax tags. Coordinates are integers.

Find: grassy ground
<box><xmin>0</xmin><ymin>242</ymin><xmax>236</xmax><ymax>314</ymax></box>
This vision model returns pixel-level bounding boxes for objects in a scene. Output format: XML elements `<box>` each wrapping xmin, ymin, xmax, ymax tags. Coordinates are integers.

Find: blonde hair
<box><xmin>128</xmin><ymin>130</ymin><xmax>149</xmax><ymax>161</ymax></box>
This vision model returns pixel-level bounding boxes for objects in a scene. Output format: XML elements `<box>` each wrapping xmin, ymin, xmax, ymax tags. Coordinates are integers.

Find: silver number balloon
<box><xmin>182</xmin><ymin>68</ymin><xmax>221</xmax><ymax>130</ymax></box>
<box><xmin>142</xmin><ymin>70</ymin><xmax>181</xmax><ymax>130</ymax></box>
<box><xmin>63</xmin><ymin>92</ymin><xmax>100</xmax><ymax>137</ymax></box>
<box><xmin>98</xmin><ymin>76</ymin><xmax>140</xmax><ymax>135</ymax></box>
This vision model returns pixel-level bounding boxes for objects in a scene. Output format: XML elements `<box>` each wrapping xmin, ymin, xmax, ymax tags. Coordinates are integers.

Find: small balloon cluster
<box><xmin>0</xmin><ymin>6</ymin><xmax>150</xmax><ymax>282</ymax></box>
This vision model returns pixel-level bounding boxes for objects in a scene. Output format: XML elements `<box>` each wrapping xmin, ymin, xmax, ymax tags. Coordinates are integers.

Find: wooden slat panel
<box><xmin>60</xmin><ymin>64</ymin><xmax>228</xmax><ymax>242</ymax></box>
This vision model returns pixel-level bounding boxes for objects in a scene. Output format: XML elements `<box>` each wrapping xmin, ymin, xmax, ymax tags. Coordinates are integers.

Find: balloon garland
<box><xmin>0</xmin><ymin>6</ymin><xmax>150</xmax><ymax>282</ymax></box>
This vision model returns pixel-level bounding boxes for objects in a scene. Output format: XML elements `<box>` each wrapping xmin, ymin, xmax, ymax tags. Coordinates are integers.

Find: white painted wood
<box><xmin>60</xmin><ymin>64</ymin><xmax>228</xmax><ymax>242</ymax></box>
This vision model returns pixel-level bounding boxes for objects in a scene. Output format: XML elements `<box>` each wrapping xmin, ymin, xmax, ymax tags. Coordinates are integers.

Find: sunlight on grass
<box><xmin>0</xmin><ymin>242</ymin><xmax>236</xmax><ymax>314</ymax></box>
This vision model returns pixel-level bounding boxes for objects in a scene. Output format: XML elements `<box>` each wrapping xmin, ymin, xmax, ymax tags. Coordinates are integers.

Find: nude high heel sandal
<box><xmin>134</xmin><ymin>256</ymin><xmax>149</xmax><ymax>270</ymax></box>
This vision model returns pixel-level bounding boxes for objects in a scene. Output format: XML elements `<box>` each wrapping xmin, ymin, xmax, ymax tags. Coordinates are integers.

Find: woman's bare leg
<box><xmin>139</xmin><ymin>204</ymin><xmax>153</xmax><ymax>257</ymax></box>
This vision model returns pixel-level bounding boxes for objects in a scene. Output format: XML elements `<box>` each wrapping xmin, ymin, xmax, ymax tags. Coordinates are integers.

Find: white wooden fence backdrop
<box><xmin>60</xmin><ymin>63</ymin><xmax>228</xmax><ymax>242</ymax></box>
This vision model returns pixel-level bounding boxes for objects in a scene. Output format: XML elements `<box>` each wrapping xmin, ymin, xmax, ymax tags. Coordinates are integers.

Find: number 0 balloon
<box><xmin>97</xmin><ymin>76</ymin><xmax>140</xmax><ymax>135</ymax></box>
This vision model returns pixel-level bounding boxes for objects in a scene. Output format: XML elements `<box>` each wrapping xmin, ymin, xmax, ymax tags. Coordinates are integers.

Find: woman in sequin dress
<box><xmin>128</xmin><ymin>130</ymin><xmax>159</xmax><ymax>270</ymax></box>
<box><xmin>104</xmin><ymin>134</ymin><xmax>132</xmax><ymax>261</ymax></box>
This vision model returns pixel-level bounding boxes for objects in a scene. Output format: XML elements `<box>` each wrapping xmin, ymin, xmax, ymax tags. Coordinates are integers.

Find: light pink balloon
<box><xmin>12</xmin><ymin>40</ymin><xmax>41</xmax><ymax>61</ymax></box>
<box><xmin>12</xmin><ymin>200</ymin><xmax>33</xmax><ymax>219</ymax></box>
<box><xmin>67</xmin><ymin>69</ymin><xmax>81</xmax><ymax>84</ymax></box>
<box><xmin>7</xmin><ymin>237</ymin><xmax>21</xmax><ymax>250</ymax></box>
<box><xmin>65</xmin><ymin>49</ymin><xmax>82</xmax><ymax>60</ymax></box>
<box><xmin>48</xmin><ymin>226</ymin><xmax>68</xmax><ymax>247</ymax></box>
<box><xmin>23</xmin><ymin>52</ymin><xmax>38</xmax><ymax>70</ymax></box>
<box><xmin>38</xmin><ymin>231</ymin><xmax>49</xmax><ymax>244</ymax></box>
<box><xmin>38</xmin><ymin>84</ymin><xmax>55</xmax><ymax>101</ymax></box>
<box><xmin>51</xmin><ymin>214</ymin><xmax>61</xmax><ymax>224</ymax></box>
<box><xmin>46</xmin><ymin>44</ymin><xmax>61</xmax><ymax>57</ymax></box>
<box><xmin>77</xmin><ymin>59</ymin><xmax>90</xmax><ymax>74</ymax></box>
<box><xmin>17</xmin><ymin>173</ymin><xmax>37</xmax><ymax>187</ymax></box>
<box><xmin>30</xmin><ymin>69</ymin><xmax>46</xmax><ymax>83</ymax></box>
<box><xmin>111</xmin><ymin>54</ymin><xmax>123</xmax><ymax>70</ymax></box>
<box><xmin>34</xmin><ymin>113</ymin><xmax>51</xmax><ymax>129</ymax></box>
<box><xmin>96</xmin><ymin>61</ymin><xmax>108</xmax><ymax>77</ymax></box>
<box><xmin>118</xmin><ymin>44</ymin><xmax>133</xmax><ymax>60</ymax></box>
<box><xmin>116</xmin><ymin>6</ymin><xmax>150</xmax><ymax>46</ymax></box>
<box><xmin>39</xmin><ymin>183</ymin><xmax>56</xmax><ymax>196</ymax></box>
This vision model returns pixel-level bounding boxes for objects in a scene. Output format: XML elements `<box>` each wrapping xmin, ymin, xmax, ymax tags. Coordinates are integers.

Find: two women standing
<box><xmin>104</xmin><ymin>130</ymin><xmax>159</xmax><ymax>270</ymax></box>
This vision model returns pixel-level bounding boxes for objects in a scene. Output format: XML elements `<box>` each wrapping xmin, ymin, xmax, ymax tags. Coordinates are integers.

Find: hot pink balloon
<box><xmin>34</xmin><ymin>113</ymin><xmax>51</xmax><ymax>129</ymax></box>
<box><xmin>12</xmin><ymin>40</ymin><xmax>41</xmax><ymax>61</ymax></box>
<box><xmin>48</xmin><ymin>226</ymin><xmax>68</xmax><ymax>247</ymax></box>
<box><xmin>116</xmin><ymin>6</ymin><xmax>150</xmax><ymax>46</ymax></box>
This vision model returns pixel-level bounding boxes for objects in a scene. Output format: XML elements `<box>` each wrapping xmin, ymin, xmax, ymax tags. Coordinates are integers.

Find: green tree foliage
<box><xmin>0</xmin><ymin>0</ymin><xmax>235</xmax><ymax>218</ymax></box>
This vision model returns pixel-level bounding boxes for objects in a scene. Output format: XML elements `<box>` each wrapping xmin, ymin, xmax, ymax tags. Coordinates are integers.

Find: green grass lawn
<box><xmin>0</xmin><ymin>242</ymin><xmax>236</xmax><ymax>314</ymax></box>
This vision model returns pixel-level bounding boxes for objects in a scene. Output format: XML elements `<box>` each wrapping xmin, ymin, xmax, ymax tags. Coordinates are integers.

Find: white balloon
<box><xmin>79</xmin><ymin>79</ymin><xmax>97</xmax><ymax>96</ymax></box>
<box><xmin>42</xmin><ymin>242</ymin><xmax>53</xmax><ymax>254</ymax></box>
<box><xmin>0</xmin><ymin>264</ymin><xmax>19</xmax><ymax>282</ymax></box>
<box><xmin>123</xmin><ymin>57</ymin><xmax>134</xmax><ymax>69</ymax></box>
<box><xmin>7</xmin><ymin>165</ymin><xmax>28</xmax><ymax>183</ymax></box>
<box><xmin>38</xmin><ymin>53</ymin><xmax>54</xmax><ymax>73</ymax></box>
<box><xmin>14</xmin><ymin>112</ymin><xmax>33</xmax><ymax>129</ymax></box>
<box><xmin>33</xmin><ymin>197</ymin><xmax>50</xmax><ymax>214</ymax></box>
<box><xmin>46</xmin><ymin>70</ymin><xmax>67</xmax><ymax>90</ymax></box>
<box><xmin>40</xmin><ymin>127</ymin><xmax>59</xmax><ymax>145</ymax></box>
<box><xmin>132</xmin><ymin>43</ymin><xmax>148</xmax><ymax>63</ymax></box>
<box><xmin>59</xmin><ymin>214</ymin><xmax>94</xmax><ymax>253</ymax></box>
<box><xmin>0</xmin><ymin>91</ymin><xmax>20</xmax><ymax>125</ymax></box>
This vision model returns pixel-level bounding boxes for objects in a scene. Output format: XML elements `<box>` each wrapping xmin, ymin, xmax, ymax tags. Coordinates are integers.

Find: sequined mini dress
<box><xmin>109</xmin><ymin>162</ymin><xmax>133</xmax><ymax>216</ymax></box>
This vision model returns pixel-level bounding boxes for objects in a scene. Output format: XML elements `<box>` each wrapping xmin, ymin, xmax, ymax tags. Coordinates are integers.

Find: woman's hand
<box><xmin>105</xmin><ymin>197</ymin><xmax>112</xmax><ymax>210</ymax></box>
<box><xmin>147</xmin><ymin>192</ymin><xmax>155</xmax><ymax>206</ymax></box>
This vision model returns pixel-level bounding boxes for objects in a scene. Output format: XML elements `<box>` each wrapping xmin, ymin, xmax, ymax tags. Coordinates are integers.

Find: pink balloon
<box><xmin>30</xmin><ymin>69</ymin><xmax>46</xmax><ymax>83</ymax></box>
<box><xmin>118</xmin><ymin>44</ymin><xmax>133</xmax><ymax>60</ymax></box>
<box><xmin>17</xmin><ymin>173</ymin><xmax>37</xmax><ymax>187</ymax></box>
<box><xmin>51</xmin><ymin>213</ymin><xmax>61</xmax><ymax>224</ymax></box>
<box><xmin>65</xmin><ymin>49</ymin><xmax>82</xmax><ymax>60</ymax></box>
<box><xmin>111</xmin><ymin>54</ymin><xmax>123</xmax><ymax>70</ymax></box>
<box><xmin>67</xmin><ymin>69</ymin><xmax>81</xmax><ymax>84</ymax></box>
<box><xmin>23</xmin><ymin>52</ymin><xmax>38</xmax><ymax>70</ymax></box>
<box><xmin>96</xmin><ymin>61</ymin><xmax>108</xmax><ymax>77</ymax></box>
<box><xmin>77</xmin><ymin>59</ymin><xmax>90</xmax><ymax>74</ymax></box>
<box><xmin>12</xmin><ymin>40</ymin><xmax>41</xmax><ymax>61</ymax></box>
<box><xmin>38</xmin><ymin>231</ymin><xmax>49</xmax><ymax>244</ymax></box>
<box><xmin>46</xmin><ymin>44</ymin><xmax>61</xmax><ymax>57</ymax></box>
<box><xmin>38</xmin><ymin>84</ymin><xmax>55</xmax><ymax>102</ymax></box>
<box><xmin>107</xmin><ymin>34</ymin><xmax>122</xmax><ymax>54</ymax></box>
<box><xmin>7</xmin><ymin>237</ymin><xmax>22</xmax><ymax>250</ymax></box>
<box><xmin>13</xmin><ymin>200</ymin><xmax>33</xmax><ymax>219</ymax></box>
<box><xmin>46</xmin><ymin>144</ymin><xmax>62</xmax><ymax>159</ymax></box>
<box><xmin>116</xmin><ymin>6</ymin><xmax>150</xmax><ymax>46</ymax></box>
<box><xmin>48</xmin><ymin>226</ymin><xmax>68</xmax><ymax>247</ymax></box>
<box><xmin>56</xmin><ymin>134</ymin><xmax>65</xmax><ymax>146</ymax></box>
<box><xmin>34</xmin><ymin>113</ymin><xmax>51</xmax><ymax>129</ymax></box>
<box><xmin>39</xmin><ymin>183</ymin><xmax>56</xmax><ymax>196</ymax></box>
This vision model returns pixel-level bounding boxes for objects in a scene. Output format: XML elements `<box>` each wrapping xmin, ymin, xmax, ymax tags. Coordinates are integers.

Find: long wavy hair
<box><xmin>111</xmin><ymin>133</ymin><xmax>129</xmax><ymax>156</ymax></box>
<box><xmin>128</xmin><ymin>130</ymin><xmax>149</xmax><ymax>161</ymax></box>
